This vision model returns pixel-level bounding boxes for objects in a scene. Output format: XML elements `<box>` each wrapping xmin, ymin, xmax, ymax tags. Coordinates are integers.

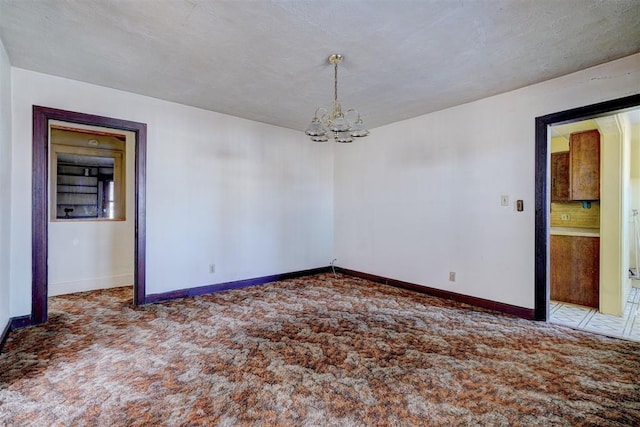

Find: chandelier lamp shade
<box><xmin>305</xmin><ymin>54</ymin><xmax>370</xmax><ymax>143</ymax></box>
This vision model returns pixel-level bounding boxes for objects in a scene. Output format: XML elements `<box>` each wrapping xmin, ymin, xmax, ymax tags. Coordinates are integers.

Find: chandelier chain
<box><xmin>334</xmin><ymin>61</ymin><xmax>338</xmax><ymax>106</ymax></box>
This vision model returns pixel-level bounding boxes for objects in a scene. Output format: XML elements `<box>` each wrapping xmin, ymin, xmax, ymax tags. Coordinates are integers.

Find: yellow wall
<box><xmin>599</xmin><ymin>117</ymin><xmax>624</xmax><ymax>315</ymax></box>
<box><xmin>551</xmin><ymin>136</ymin><xmax>569</xmax><ymax>153</ymax></box>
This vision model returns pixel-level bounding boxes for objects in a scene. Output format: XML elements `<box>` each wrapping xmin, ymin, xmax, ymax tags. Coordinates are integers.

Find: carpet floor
<box><xmin>1</xmin><ymin>273</ymin><xmax>639</xmax><ymax>426</ymax></box>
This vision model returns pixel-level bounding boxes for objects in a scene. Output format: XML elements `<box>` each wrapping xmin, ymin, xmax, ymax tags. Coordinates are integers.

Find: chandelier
<box><xmin>305</xmin><ymin>54</ymin><xmax>369</xmax><ymax>143</ymax></box>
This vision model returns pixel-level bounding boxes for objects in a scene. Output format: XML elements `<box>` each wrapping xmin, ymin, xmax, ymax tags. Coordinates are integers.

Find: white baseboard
<box><xmin>48</xmin><ymin>273</ymin><xmax>134</xmax><ymax>297</ymax></box>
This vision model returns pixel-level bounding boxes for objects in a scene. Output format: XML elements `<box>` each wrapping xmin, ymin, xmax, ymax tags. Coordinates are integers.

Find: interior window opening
<box><xmin>50</xmin><ymin>127</ymin><xmax>126</xmax><ymax>221</ymax></box>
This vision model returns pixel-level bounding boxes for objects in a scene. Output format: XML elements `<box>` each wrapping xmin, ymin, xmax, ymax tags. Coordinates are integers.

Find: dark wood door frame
<box><xmin>32</xmin><ymin>106</ymin><xmax>147</xmax><ymax>325</ymax></box>
<box><xmin>534</xmin><ymin>93</ymin><xmax>640</xmax><ymax>321</ymax></box>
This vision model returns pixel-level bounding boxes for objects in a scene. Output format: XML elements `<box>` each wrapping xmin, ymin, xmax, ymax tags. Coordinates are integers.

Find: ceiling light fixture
<box><xmin>305</xmin><ymin>54</ymin><xmax>369</xmax><ymax>143</ymax></box>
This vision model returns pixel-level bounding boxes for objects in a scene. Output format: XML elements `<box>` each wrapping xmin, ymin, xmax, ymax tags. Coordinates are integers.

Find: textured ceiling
<box><xmin>1</xmin><ymin>0</ymin><xmax>639</xmax><ymax>131</ymax></box>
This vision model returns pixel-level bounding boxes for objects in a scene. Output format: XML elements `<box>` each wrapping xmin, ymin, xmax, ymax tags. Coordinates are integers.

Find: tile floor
<box><xmin>550</xmin><ymin>286</ymin><xmax>640</xmax><ymax>342</ymax></box>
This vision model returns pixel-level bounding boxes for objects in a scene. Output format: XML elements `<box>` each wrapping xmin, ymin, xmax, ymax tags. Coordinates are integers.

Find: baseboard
<box><xmin>0</xmin><ymin>265</ymin><xmax>533</xmax><ymax>353</ymax></box>
<box><xmin>49</xmin><ymin>273</ymin><xmax>134</xmax><ymax>297</ymax></box>
<box><xmin>145</xmin><ymin>266</ymin><xmax>332</xmax><ymax>304</ymax></box>
<box><xmin>337</xmin><ymin>267</ymin><xmax>536</xmax><ymax>320</ymax></box>
<box><xmin>11</xmin><ymin>315</ymin><xmax>33</xmax><ymax>329</ymax></box>
<box><xmin>0</xmin><ymin>315</ymin><xmax>33</xmax><ymax>354</ymax></box>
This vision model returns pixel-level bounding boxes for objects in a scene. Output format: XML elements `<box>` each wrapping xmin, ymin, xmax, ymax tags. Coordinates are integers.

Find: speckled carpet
<box><xmin>1</xmin><ymin>273</ymin><xmax>639</xmax><ymax>426</ymax></box>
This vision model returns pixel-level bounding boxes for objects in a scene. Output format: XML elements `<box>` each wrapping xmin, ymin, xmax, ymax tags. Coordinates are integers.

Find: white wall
<box><xmin>7</xmin><ymin>53</ymin><xmax>640</xmax><ymax>318</ymax></box>
<box><xmin>48</xmin><ymin>126</ymin><xmax>135</xmax><ymax>296</ymax></box>
<box><xmin>334</xmin><ymin>53</ymin><xmax>640</xmax><ymax>309</ymax></box>
<box><xmin>10</xmin><ymin>68</ymin><xmax>334</xmax><ymax>316</ymax></box>
<box><xmin>0</xmin><ymin>38</ymin><xmax>12</xmax><ymax>328</ymax></box>
<box><xmin>629</xmin><ymin>123</ymin><xmax>640</xmax><ymax>286</ymax></box>
<box><xmin>621</xmin><ymin>115</ymin><xmax>632</xmax><ymax>305</ymax></box>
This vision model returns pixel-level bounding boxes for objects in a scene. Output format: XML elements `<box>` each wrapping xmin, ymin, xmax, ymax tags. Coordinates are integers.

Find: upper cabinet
<box><xmin>551</xmin><ymin>151</ymin><xmax>570</xmax><ymax>202</ymax></box>
<box><xmin>570</xmin><ymin>129</ymin><xmax>600</xmax><ymax>200</ymax></box>
<box><xmin>551</xmin><ymin>129</ymin><xmax>600</xmax><ymax>202</ymax></box>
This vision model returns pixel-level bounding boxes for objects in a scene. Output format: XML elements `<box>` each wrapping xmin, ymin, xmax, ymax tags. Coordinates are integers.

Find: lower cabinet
<box><xmin>550</xmin><ymin>235</ymin><xmax>599</xmax><ymax>308</ymax></box>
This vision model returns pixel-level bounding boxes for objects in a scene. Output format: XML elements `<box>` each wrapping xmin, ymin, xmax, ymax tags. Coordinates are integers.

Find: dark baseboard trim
<box><xmin>337</xmin><ymin>268</ymin><xmax>536</xmax><ymax>320</ymax></box>
<box><xmin>11</xmin><ymin>315</ymin><xmax>33</xmax><ymax>330</ymax></box>
<box><xmin>145</xmin><ymin>266</ymin><xmax>332</xmax><ymax>304</ymax></box>
<box><xmin>0</xmin><ymin>315</ymin><xmax>33</xmax><ymax>354</ymax></box>
<box><xmin>1</xmin><ymin>265</ymin><xmax>533</xmax><ymax>353</ymax></box>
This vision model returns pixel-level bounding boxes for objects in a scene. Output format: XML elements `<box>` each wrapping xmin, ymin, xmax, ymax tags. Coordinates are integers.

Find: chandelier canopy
<box><xmin>305</xmin><ymin>54</ymin><xmax>369</xmax><ymax>143</ymax></box>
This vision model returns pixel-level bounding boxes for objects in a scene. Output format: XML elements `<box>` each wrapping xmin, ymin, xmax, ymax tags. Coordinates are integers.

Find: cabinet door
<box><xmin>551</xmin><ymin>151</ymin><xmax>570</xmax><ymax>202</ymax></box>
<box><xmin>550</xmin><ymin>235</ymin><xmax>599</xmax><ymax>308</ymax></box>
<box><xmin>570</xmin><ymin>129</ymin><xmax>600</xmax><ymax>200</ymax></box>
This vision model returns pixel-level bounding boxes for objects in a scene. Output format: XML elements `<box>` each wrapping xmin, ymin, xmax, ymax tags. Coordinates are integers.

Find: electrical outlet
<box><xmin>209</xmin><ymin>263</ymin><xmax>216</xmax><ymax>274</ymax></box>
<box><xmin>561</xmin><ymin>214</ymin><xmax>570</xmax><ymax>221</ymax></box>
<box><xmin>500</xmin><ymin>195</ymin><xmax>509</xmax><ymax>206</ymax></box>
<box><xmin>449</xmin><ymin>271</ymin><xmax>456</xmax><ymax>282</ymax></box>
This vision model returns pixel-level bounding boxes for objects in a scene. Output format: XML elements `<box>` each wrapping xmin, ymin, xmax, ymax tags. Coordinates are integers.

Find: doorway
<box><xmin>32</xmin><ymin>106</ymin><xmax>147</xmax><ymax>325</ymax></box>
<box><xmin>534</xmin><ymin>93</ymin><xmax>640</xmax><ymax>322</ymax></box>
<box><xmin>48</xmin><ymin>124</ymin><xmax>133</xmax><ymax>297</ymax></box>
<box><xmin>547</xmin><ymin>113</ymin><xmax>640</xmax><ymax>340</ymax></box>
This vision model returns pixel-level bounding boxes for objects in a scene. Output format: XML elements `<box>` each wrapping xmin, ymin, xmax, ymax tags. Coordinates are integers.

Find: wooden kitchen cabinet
<box><xmin>550</xmin><ymin>235</ymin><xmax>599</xmax><ymax>308</ymax></box>
<box><xmin>551</xmin><ymin>151</ymin><xmax>570</xmax><ymax>202</ymax></box>
<box><xmin>570</xmin><ymin>129</ymin><xmax>600</xmax><ymax>200</ymax></box>
<box><xmin>550</xmin><ymin>129</ymin><xmax>600</xmax><ymax>202</ymax></box>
